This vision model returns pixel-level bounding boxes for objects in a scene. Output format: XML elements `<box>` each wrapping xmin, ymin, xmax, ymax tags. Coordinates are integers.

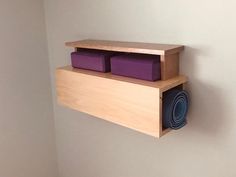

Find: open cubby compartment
<box><xmin>56</xmin><ymin>66</ymin><xmax>187</xmax><ymax>138</ymax></box>
<box><xmin>161</xmin><ymin>84</ymin><xmax>186</xmax><ymax>132</ymax></box>
<box><xmin>66</xmin><ymin>39</ymin><xmax>184</xmax><ymax>80</ymax></box>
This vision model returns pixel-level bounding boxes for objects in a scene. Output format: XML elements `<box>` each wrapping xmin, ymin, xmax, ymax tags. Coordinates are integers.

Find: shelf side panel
<box><xmin>160</xmin><ymin>53</ymin><xmax>179</xmax><ymax>80</ymax></box>
<box><xmin>56</xmin><ymin>68</ymin><xmax>161</xmax><ymax>137</ymax></box>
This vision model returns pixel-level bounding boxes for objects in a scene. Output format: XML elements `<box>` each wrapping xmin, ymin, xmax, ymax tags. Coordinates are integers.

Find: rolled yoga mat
<box><xmin>163</xmin><ymin>89</ymin><xmax>189</xmax><ymax>129</ymax></box>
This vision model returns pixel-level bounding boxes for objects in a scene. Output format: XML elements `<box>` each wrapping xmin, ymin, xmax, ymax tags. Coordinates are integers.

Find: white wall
<box><xmin>44</xmin><ymin>0</ymin><xmax>236</xmax><ymax>177</ymax></box>
<box><xmin>0</xmin><ymin>0</ymin><xmax>58</xmax><ymax>177</ymax></box>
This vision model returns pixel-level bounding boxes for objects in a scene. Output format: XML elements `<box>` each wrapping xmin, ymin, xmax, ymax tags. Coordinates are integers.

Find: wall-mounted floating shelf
<box><xmin>56</xmin><ymin>39</ymin><xmax>188</xmax><ymax>138</ymax></box>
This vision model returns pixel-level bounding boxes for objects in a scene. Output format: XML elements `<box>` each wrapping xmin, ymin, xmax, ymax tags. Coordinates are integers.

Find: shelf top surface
<box><xmin>57</xmin><ymin>66</ymin><xmax>187</xmax><ymax>92</ymax></box>
<box><xmin>65</xmin><ymin>39</ymin><xmax>184</xmax><ymax>55</ymax></box>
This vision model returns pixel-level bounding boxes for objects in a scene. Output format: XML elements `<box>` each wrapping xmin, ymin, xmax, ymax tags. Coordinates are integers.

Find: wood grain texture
<box><xmin>160</xmin><ymin>53</ymin><xmax>180</xmax><ymax>80</ymax></box>
<box><xmin>56</xmin><ymin>67</ymin><xmax>160</xmax><ymax>137</ymax></box>
<box><xmin>56</xmin><ymin>66</ymin><xmax>187</xmax><ymax>137</ymax></box>
<box><xmin>66</xmin><ymin>39</ymin><xmax>184</xmax><ymax>55</ymax></box>
<box><xmin>58</xmin><ymin>66</ymin><xmax>187</xmax><ymax>91</ymax></box>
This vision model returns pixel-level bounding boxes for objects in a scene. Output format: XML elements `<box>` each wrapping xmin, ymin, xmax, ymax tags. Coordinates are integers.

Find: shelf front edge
<box><xmin>65</xmin><ymin>39</ymin><xmax>184</xmax><ymax>55</ymax></box>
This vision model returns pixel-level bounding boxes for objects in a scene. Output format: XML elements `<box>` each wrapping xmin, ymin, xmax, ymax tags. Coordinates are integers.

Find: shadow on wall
<box><xmin>180</xmin><ymin>46</ymin><xmax>228</xmax><ymax>139</ymax></box>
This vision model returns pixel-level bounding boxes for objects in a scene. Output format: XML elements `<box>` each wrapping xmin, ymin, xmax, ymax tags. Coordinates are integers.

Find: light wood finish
<box><xmin>56</xmin><ymin>66</ymin><xmax>187</xmax><ymax>138</ymax></box>
<box><xmin>66</xmin><ymin>39</ymin><xmax>184</xmax><ymax>55</ymax></box>
<box><xmin>160</xmin><ymin>53</ymin><xmax>180</xmax><ymax>80</ymax></box>
<box><xmin>66</xmin><ymin>39</ymin><xmax>184</xmax><ymax>80</ymax></box>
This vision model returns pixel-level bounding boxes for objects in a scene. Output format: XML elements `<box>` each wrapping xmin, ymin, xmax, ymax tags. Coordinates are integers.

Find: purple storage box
<box><xmin>71</xmin><ymin>49</ymin><xmax>114</xmax><ymax>72</ymax></box>
<box><xmin>111</xmin><ymin>53</ymin><xmax>161</xmax><ymax>81</ymax></box>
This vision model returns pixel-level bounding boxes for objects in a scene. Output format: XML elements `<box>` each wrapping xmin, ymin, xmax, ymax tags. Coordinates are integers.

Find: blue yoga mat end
<box><xmin>163</xmin><ymin>89</ymin><xmax>189</xmax><ymax>130</ymax></box>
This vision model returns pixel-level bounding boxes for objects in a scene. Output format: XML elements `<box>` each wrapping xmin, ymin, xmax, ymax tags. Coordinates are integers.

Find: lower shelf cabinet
<box><xmin>56</xmin><ymin>66</ymin><xmax>187</xmax><ymax>138</ymax></box>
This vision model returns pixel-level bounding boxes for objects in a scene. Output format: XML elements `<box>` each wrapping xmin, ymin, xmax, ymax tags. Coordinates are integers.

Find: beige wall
<box><xmin>44</xmin><ymin>0</ymin><xmax>236</xmax><ymax>177</ymax></box>
<box><xmin>0</xmin><ymin>0</ymin><xmax>58</xmax><ymax>177</ymax></box>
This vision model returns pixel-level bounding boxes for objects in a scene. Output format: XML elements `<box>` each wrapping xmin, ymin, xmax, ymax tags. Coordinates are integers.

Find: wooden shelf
<box><xmin>66</xmin><ymin>39</ymin><xmax>184</xmax><ymax>55</ymax></box>
<box><xmin>66</xmin><ymin>39</ymin><xmax>184</xmax><ymax>80</ymax></box>
<box><xmin>58</xmin><ymin>39</ymin><xmax>188</xmax><ymax>138</ymax></box>
<box><xmin>56</xmin><ymin>66</ymin><xmax>187</xmax><ymax>138</ymax></box>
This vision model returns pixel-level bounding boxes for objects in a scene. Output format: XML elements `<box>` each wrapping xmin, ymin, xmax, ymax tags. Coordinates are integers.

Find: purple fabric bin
<box><xmin>111</xmin><ymin>53</ymin><xmax>161</xmax><ymax>81</ymax></box>
<box><xmin>71</xmin><ymin>49</ymin><xmax>114</xmax><ymax>72</ymax></box>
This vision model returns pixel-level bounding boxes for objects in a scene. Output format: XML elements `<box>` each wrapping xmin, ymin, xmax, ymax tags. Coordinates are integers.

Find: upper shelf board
<box><xmin>65</xmin><ymin>39</ymin><xmax>184</xmax><ymax>55</ymax></box>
